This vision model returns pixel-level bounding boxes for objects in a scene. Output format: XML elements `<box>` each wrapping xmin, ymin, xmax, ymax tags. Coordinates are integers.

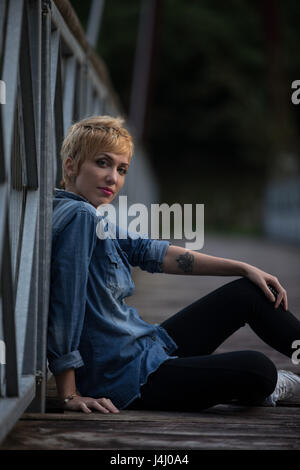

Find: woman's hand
<box><xmin>244</xmin><ymin>264</ymin><xmax>288</xmax><ymax>311</ymax></box>
<box><xmin>63</xmin><ymin>395</ymin><xmax>120</xmax><ymax>414</ymax></box>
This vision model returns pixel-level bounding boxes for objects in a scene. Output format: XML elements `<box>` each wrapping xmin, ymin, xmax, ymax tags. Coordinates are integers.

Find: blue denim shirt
<box><xmin>47</xmin><ymin>189</ymin><xmax>179</xmax><ymax>409</ymax></box>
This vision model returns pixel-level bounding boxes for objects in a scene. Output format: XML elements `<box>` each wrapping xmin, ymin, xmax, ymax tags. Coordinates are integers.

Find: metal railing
<box><xmin>263</xmin><ymin>176</ymin><xmax>300</xmax><ymax>245</ymax></box>
<box><xmin>0</xmin><ymin>0</ymin><xmax>159</xmax><ymax>443</ymax></box>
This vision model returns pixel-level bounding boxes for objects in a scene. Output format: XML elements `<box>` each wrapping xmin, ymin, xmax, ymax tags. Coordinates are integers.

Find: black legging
<box><xmin>126</xmin><ymin>278</ymin><xmax>300</xmax><ymax>411</ymax></box>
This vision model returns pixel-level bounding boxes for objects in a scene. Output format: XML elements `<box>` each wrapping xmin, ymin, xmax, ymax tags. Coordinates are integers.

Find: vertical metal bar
<box><xmin>0</xmin><ymin>297</ymin><xmax>5</xmax><ymax>397</ymax></box>
<box><xmin>72</xmin><ymin>61</ymin><xmax>80</xmax><ymax>123</ymax></box>
<box><xmin>50</xmin><ymin>29</ymin><xmax>60</xmax><ymax>110</ymax></box>
<box><xmin>0</xmin><ymin>0</ymin><xmax>24</xmax><ymax>399</ymax></box>
<box><xmin>28</xmin><ymin>0</ymin><xmax>53</xmax><ymax>413</ymax></box>
<box><xmin>22</xmin><ymin>224</ymin><xmax>38</xmax><ymax>377</ymax></box>
<box><xmin>103</xmin><ymin>95</ymin><xmax>111</xmax><ymax>114</ymax></box>
<box><xmin>0</xmin><ymin>185</ymin><xmax>6</xmax><ymax>273</ymax></box>
<box><xmin>19</xmin><ymin>0</ymin><xmax>38</xmax><ymax>189</ymax></box>
<box><xmin>85</xmin><ymin>78</ymin><xmax>94</xmax><ymax>117</ymax></box>
<box><xmin>10</xmin><ymin>99</ymin><xmax>25</xmax><ymax>285</ymax></box>
<box><xmin>78</xmin><ymin>62</ymin><xmax>88</xmax><ymax>119</ymax></box>
<box><xmin>0</xmin><ymin>132</ymin><xmax>5</xmax><ymax>184</ymax></box>
<box><xmin>50</xmin><ymin>29</ymin><xmax>64</xmax><ymax>187</ymax></box>
<box><xmin>86</xmin><ymin>0</ymin><xmax>105</xmax><ymax>48</ymax></box>
<box><xmin>0</xmin><ymin>1</ymin><xmax>7</xmax><ymax>184</ymax></box>
<box><xmin>0</xmin><ymin>1</ymin><xmax>8</xmax><ymax>58</ymax></box>
<box><xmin>92</xmin><ymin>93</ymin><xmax>101</xmax><ymax>115</ymax></box>
<box><xmin>53</xmin><ymin>60</ymin><xmax>64</xmax><ymax>188</ymax></box>
<box><xmin>63</xmin><ymin>55</ymin><xmax>76</xmax><ymax>135</ymax></box>
<box><xmin>1</xmin><ymin>198</ymin><xmax>18</xmax><ymax>396</ymax></box>
<box><xmin>16</xmin><ymin>80</ymin><xmax>28</xmax><ymax>189</ymax></box>
<box><xmin>22</xmin><ymin>0</ymin><xmax>42</xmax><ymax>381</ymax></box>
<box><xmin>28</xmin><ymin>0</ymin><xmax>42</xmax><ymax>155</ymax></box>
<box><xmin>15</xmin><ymin>193</ymin><xmax>39</xmax><ymax>379</ymax></box>
<box><xmin>97</xmin><ymin>87</ymin><xmax>105</xmax><ymax>114</ymax></box>
<box><xmin>129</xmin><ymin>0</ymin><xmax>161</xmax><ymax>142</ymax></box>
<box><xmin>1</xmin><ymin>0</ymin><xmax>24</xmax><ymax>176</ymax></box>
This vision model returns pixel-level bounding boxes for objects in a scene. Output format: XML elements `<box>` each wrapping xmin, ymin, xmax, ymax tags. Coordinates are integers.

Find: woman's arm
<box><xmin>49</xmin><ymin>209</ymin><xmax>121</xmax><ymax>414</ymax></box>
<box><xmin>162</xmin><ymin>245</ymin><xmax>288</xmax><ymax>311</ymax></box>
<box><xmin>55</xmin><ymin>368</ymin><xmax>78</xmax><ymax>400</ymax></box>
<box><xmin>162</xmin><ymin>245</ymin><xmax>247</xmax><ymax>277</ymax></box>
<box><xmin>55</xmin><ymin>368</ymin><xmax>120</xmax><ymax>414</ymax></box>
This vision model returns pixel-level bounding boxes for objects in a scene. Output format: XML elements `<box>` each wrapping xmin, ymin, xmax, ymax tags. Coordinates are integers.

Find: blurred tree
<box><xmin>70</xmin><ymin>0</ymin><xmax>300</xmax><ymax>234</ymax></box>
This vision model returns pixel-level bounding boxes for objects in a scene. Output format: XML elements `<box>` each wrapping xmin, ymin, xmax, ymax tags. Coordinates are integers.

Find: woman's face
<box><xmin>65</xmin><ymin>151</ymin><xmax>130</xmax><ymax>208</ymax></box>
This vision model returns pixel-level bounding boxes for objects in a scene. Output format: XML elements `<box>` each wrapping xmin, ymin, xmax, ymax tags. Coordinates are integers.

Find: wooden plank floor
<box><xmin>1</xmin><ymin>233</ymin><xmax>300</xmax><ymax>450</ymax></box>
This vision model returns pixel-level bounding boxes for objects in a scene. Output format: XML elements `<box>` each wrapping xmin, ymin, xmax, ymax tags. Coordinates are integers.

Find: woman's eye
<box><xmin>96</xmin><ymin>159</ymin><xmax>127</xmax><ymax>175</ymax></box>
<box><xmin>96</xmin><ymin>159</ymin><xmax>106</xmax><ymax>167</ymax></box>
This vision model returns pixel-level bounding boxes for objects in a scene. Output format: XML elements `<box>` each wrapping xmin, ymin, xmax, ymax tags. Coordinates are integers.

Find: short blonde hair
<box><xmin>60</xmin><ymin>115</ymin><xmax>134</xmax><ymax>189</ymax></box>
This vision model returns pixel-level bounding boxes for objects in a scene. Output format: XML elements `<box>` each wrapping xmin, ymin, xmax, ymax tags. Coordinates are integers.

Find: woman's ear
<box><xmin>65</xmin><ymin>156</ymin><xmax>75</xmax><ymax>177</ymax></box>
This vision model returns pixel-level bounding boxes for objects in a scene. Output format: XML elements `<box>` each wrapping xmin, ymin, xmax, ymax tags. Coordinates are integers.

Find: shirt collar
<box><xmin>54</xmin><ymin>188</ymin><xmax>93</xmax><ymax>205</ymax></box>
<box><xmin>53</xmin><ymin>188</ymin><xmax>109</xmax><ymax>222</ymax></box>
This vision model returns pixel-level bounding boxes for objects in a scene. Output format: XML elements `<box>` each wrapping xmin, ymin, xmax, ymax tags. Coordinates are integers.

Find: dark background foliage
<box><xmin>70</xmin><ymin>0</ymin><xmax>300</xmax><ymax>234</ymax></box>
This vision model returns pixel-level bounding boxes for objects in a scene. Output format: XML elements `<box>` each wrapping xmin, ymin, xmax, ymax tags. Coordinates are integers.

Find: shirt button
<box><xmin>151</xmin><ymin>335</ymin><xmax>156</xmax><ymax>341</ymax></box>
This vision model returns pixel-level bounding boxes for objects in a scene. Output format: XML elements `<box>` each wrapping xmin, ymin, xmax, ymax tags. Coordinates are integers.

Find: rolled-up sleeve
<box><xmin>116</xmin><ymin>225</ymin><xmax>171</xmax><ymax>273</ymax></box>
<box><xmin>47</xmin><ymin>209</ymin><xmax>97</xmax><ymax>375</ymax></box>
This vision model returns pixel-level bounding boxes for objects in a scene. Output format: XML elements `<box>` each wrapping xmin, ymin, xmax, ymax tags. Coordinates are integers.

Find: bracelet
<box><xmin>62</xmin><ymin>393</ymin><xmax>77</xmax><ymax>404</ymax></box>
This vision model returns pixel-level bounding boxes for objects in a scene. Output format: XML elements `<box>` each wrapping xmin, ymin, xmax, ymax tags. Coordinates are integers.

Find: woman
<box><xmin>47</xmin><ymin>115</ymin><xmax>300</xmax><ymax>414</ymax></box>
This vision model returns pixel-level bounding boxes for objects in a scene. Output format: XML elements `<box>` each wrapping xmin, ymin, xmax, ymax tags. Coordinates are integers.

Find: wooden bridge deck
<box><xmin>1</xmin><ymin>234</ymin><xmax>300</xmax><ymax>450</ymax></box>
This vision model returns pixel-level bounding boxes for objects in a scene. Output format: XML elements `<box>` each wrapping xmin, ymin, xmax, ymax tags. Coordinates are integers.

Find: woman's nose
<box><xmin>105</xmin><ymin>167</ymin><xmax>118</xmax><ymax>184</ymax></box>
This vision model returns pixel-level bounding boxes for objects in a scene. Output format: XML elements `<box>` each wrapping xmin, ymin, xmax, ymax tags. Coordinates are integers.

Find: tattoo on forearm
<box><xmin>175</xmin><ymin>252</ymin><xmax>194</xmax><ymax>273</ymax></box>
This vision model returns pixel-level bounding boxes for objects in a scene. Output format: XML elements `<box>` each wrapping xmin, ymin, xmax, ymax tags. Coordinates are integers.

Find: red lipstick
<box><xmin>99</xmin><ymin>187</ymin><xmax>114</xmax><ymax>195</ymax></box>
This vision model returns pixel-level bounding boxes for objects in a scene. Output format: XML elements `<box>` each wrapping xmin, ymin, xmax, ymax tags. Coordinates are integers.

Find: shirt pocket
<box><xmin>105</xmin><ymin>251</ymin><xmax>134</xmax><ymax>299</ymax></box>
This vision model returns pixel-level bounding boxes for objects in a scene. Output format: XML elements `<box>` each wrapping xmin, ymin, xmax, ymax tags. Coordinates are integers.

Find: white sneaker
<box><xmin>262</xmin><ymin>370</ymin><xmax>300</xmax><ymax>407</ymax></box>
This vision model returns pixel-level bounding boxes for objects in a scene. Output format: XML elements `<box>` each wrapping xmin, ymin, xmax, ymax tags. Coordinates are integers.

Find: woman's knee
<box><xmin>225</xmin><ymin>277</ymin><xmax>267</xmax><ymax>317</ymax></box>
<box><xmin>228</xmin><ymin>277</ymin><xmax>262</xmax><ymax>297</ymax></box>
<box><xmin>238</xmin><ymin>350</ymin><xmax>278</xmax><ymax>396</ymax></box>
<box><xmin>217</xmin><ymin>278</ymin><xmax>265</xmax><ymax>310</ymax></box>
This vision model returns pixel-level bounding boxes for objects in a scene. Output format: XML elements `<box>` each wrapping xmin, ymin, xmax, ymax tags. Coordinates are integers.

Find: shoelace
<box><xmin>263</xmin><ymin>371</ymin><xmax>295</xmax><ymax>406</ymax></box>
<box><xmin>273</xmin><ymin>374</ymin><xmax>288</xmax><ymax>401</ymax></box>
<box><xmin>270</xmin><ymin>371</ymin><xmax>300</xmax><ymax>404</ymax></box>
